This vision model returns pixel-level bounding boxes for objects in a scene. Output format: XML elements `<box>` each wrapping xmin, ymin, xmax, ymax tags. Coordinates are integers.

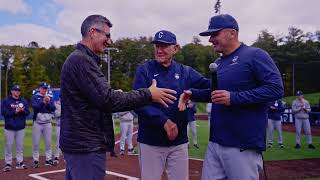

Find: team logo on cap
<box><xmin>158</xmin><ymin>32</ymin><xmax>163</xmax><ymax>38</ymax></box>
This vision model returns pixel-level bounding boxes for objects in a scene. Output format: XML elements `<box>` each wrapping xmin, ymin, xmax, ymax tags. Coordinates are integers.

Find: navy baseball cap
<box><xmin>296</xmin><ymin>90</ymin><xmax>303</xmax><ymax>96</ymax></box>
<box><xmin>151</xmin><ymin>30</ymin><xmax>177</xmax><ymax>45</ymax></box>
<box><xmin>39</xmin><ymin>82</ymin><xmax>48</xmax><ymax>88</ymax></box>
<box><xmin>11</xmin><ymin>85</ymin><xmax>21</xmax><ymax>91</ymax></box>
<box><xmin>199</xmin><ymin>14</ymin><xmax>239</xmax><ymax>36</ymax></box>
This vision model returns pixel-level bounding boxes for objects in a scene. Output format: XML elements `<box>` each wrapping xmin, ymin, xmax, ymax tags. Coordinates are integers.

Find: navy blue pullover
<box><xmin>267</xmin><ymin>100</ymin><xmax>284</xmax><ymax>121</ymax></box>
<box><xmin>192</xmin><ymin>44</ymin><xmax>283</xmax><ymax>151</ymax></box>
<box><xmin>134</xmin><ymin>60</ymin><xmax>210</xmax><ymax>146</ymax></box>
<box><xmin>1</xmin><ymin>96</ymin><xmax>30</xmax><ymax>130</ymax></box>
<box><xmin>31</xmin><ymin>92</ymin><xmax>56</xmax><ymax>120</ymax></box>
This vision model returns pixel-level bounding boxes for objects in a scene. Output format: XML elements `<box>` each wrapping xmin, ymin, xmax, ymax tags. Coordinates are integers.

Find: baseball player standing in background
<box><xmin>267</xmin><ymin>99</ymin><xmax>285</xmax><ymax>148</ymax></box>
<box><xmin>1</xmin><ymin>85</ymin><xmax>30</xmax><ymax>172</ymax></box>
<box><xmin>31</xmin><ymin>82</ymin><xmax>56</xmax><ymax>168</ymax></box>
<box><xmin>53</xmin><ymin>96</ymin><xmax>61</xmax><ymax>165</ymax></box>
<box><xmin>118</xmin><ymin>110</ymin><xmax>135</xmax><ymax>155</ymax></box>
<box><xmin>179</xmin><ymin>14</ymin><xmax>283</xmax><ymax>180</ymax></box>
<box><xmin>187</xmin><ymin>101</ymin><xmax>199</xmax><ymax>149</ymax></box>
<box><xmin>134</xmin><ymin>30</ymin><xmax>210</xmax><ymax>180</ymax></box>
<box><xmin>292</xmin><ymin>91</ymin><xmax>316</xmax><ymax>149</ymax></box>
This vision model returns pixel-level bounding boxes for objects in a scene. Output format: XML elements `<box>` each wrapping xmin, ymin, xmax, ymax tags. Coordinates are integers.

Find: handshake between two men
<box><xmin>150</xmin><ymin>80</ymin><xmax>231</xmax><ymax>141</ymax></box>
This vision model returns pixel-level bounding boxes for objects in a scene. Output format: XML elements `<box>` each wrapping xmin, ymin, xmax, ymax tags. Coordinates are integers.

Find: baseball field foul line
<box><xmin>29</xmin><ymin>169</ymin><xmax>139</xmax><ymax>180</ymax></box>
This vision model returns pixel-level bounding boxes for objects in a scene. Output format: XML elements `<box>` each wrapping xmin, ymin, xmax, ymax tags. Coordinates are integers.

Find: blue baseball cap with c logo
<box><xmin>151</xmin><ymin>30</ymin><xmax>177</xmax><ymax>45</ymax></box>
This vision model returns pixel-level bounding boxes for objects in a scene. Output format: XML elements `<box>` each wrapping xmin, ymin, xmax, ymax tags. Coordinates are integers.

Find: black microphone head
<box><xmin>209</xmin><ymin>63</ymin><xmax>218</xmax><ymax>73</ymax></box>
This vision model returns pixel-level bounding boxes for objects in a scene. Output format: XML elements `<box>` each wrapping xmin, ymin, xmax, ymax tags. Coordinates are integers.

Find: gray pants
<box><xmin>138</xmin><ymin>143</ymin><xmax>188</xmax><ymax>180</ymax></box>
<box><xmin>120</xmin><ymin>121</ymin><xmax>133</xmax><ymax>150</ymax></box>
<box><xmin>202</xmin><ymin>142</ymin><xmax>263</xmax><ymax>180</ymax></box>
<box><xmin>187</xmin><ymin>121</ymin><xmax>197</xmax><ymax>145</ymax></box>
<box><xmin>295</xmin><ymin>118</ymin><xmax>312</xmax><ymax>144</ymax></box>
<box><xmin>4</xmin><ymin>129</ymin><xmax>25</xmax><ymax>165</ymax></box>
<box><xmin>267</xmin><ymin>119</ymin><xmax>283</xmax><ymax>144</ymax></box>
<box><xmin>54</xmin><ymin>126</ymin><xmax>60</xmax><ymax>158</ymax></box>
<box><xmin>32</xmin><ymin>122</ymin><xmax>52</xmax><ymax>161</ymax></box>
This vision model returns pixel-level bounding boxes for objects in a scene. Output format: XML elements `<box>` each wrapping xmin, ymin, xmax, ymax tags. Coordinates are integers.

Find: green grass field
<box><xmin>187</xmin><ymin>120</ymin><xmax>320</xmax><ymax>161</ymax></box>
<box><xmin>0</xmin><ymin>120</ymin><xmax>120</xmax><ymax>158</ymax></box>
<box><xmin>1</xmin><ymin>120</ymin><xmax>319</xmax><ymax>161</ymax></box>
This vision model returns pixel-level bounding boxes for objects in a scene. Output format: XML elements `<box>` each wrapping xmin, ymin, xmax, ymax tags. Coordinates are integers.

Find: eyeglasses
<box><xmin>94</xmin><ymin>28</ymin><xmax>111</xmax><ymax>39</ymax></box>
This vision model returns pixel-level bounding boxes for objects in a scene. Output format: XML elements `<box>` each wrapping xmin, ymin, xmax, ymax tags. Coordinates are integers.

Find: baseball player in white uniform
<box><xmin>119</xmin><ymin>111</ymin><xmax>135</xmax><ymax>155</ymax></box>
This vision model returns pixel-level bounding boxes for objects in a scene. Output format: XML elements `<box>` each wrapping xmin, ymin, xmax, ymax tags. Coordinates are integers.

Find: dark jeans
<box><xmin>64</xmin><ymin>151</ymin><xmax>106</xmax><ymax>180</ymax></box>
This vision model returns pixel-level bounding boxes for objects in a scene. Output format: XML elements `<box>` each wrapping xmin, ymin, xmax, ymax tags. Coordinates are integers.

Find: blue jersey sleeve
<box><xmin>1</xmin><ymin>99</ymin><xmax>15</xmax><ymax>117</ymax></box>
<box><xmin>230</xmin><ymin>49</ymin><xmax>284</xmax><ymax>105</ymax></box>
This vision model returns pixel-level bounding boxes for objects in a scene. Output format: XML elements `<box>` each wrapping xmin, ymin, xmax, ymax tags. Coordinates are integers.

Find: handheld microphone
<box><xmin>209</xmin><ymin>63</ymin><xmax>218</xmax><ymax>91</ymax></box>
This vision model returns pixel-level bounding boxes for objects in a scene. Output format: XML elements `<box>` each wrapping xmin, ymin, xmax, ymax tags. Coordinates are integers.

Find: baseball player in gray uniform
<box><xmin>53</xmin><ymin>97</ymin><xmax>61</xmax><ymax>165</ymax></box>
<box><xmin>292</xmin><ymin>91</ymin><xmax>316</xmax><ymax>149</ymax></box>
<box><xmin>1</xmin><ymin>85</ymin><xmax>30</xmax><ymax>172</ymax></box>
<box><xmin>118</xmin><ymin>111</ymin><xmax>135</xmax><ymax>155</ymax></box>
<box><xmin>31</xmin><ymin>82</ymin><xmax>56</xmax><ymax>168</ymax></box>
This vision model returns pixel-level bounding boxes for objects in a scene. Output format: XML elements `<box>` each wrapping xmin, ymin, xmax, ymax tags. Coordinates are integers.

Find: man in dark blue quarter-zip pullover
<box><xmin>178</xmin><ymin>14</ymin><xmax>284</xmax><ymax>180</ymax></box>
<box><xmin>134</xmin><ymin>30</ymin><xmax>210</xmax><ymax>180</ymax></box>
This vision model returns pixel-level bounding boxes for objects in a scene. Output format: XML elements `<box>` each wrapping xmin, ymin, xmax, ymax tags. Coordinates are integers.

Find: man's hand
<box><xmin>164</xmin><ymin>119</ymin><xmax>178</xmax><ymax>140</ymax></box>
<box><xmin>149</xmin><ymin>79</ymin><xmax>177</xmax><ymax>107</ymax></box>
<box><xmin>178</xmin><ymin>90</ymin><xmax>192</xmax><ymax>111</ymax></box>
<box><xmin>212</xmin><ymin>90</ymin><xmax>231</xmax><ymax>106</ymax></box>
<box><xmin>43</xmin><ymin>96</ymin><xmax>50</xmax><ymax>104</ymax></box>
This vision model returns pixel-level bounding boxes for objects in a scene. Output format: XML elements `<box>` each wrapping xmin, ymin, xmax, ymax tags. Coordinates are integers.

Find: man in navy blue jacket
<box><xmin>267</xmin><ymin>100</ymin><xmax>285</xmax><ymax>148</ymax></box>
<box><xmin>134</xmin><ymin>30</ymin><xmax>210</xmax><ymax>180</ymax></box>
<box><xmin>1</xmin><ymin>85</ymin><xmax>29</xmax><ymax>172</ymax></box>
<box><xmin>179</xmin><ymin>14</ymin><xmax>283</xmax><ymax>180</ymax></box>
<box><xmin>31</xmin><ymin>82</ymin><xmax>56</xmax><ymax>168</ymax></box>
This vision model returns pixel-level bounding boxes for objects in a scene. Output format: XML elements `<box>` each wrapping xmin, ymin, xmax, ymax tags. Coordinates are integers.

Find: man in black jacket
<box><xmin>60</xmin><ymin>14</ymin><xmax>177</xmax><ymax>180</ymax></box>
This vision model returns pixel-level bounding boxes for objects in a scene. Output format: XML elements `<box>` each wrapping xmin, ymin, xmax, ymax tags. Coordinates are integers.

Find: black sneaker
<box><xmin>193</xmin><ymin>144</ymin><xmax>200</xmax><ymax>149</ymax></box>
<box><xmin>33</xmin><ymin>161</ymin><xmax>39</xmax><ymax>168</ymax></box>
<box><xmin>268</xmin><ymin>143</ymin><xmax>273</xmax><ymax>148</ymax></box>
<box><xmin>279</xmin><ymin>143</ymin><xmax>284</xmax><ymax>148</ymax></box>
<box><xmin>45</xmin><ymin>159</ymin><xmax>56</xmax><ymax>166</ymax></box>
<box><xmin>119</xmin><ymin>149</ymin><xmax>125</xmax><ymax>155</ymax></box>
<box><xmin>53</xmin><ymin>157</ymin><xmax>59</xmax><ymax>166</ymax></box>
<box><xmin>294</xmin><ymin>144</ymin><xmax>301</xmax><ymax>149</ymax></box>
<box><xmin>3</xmin><ymin>164</ymin><xmax>11</xmax><ymax>172</ymax></box>
<box><xmin>127</xmin><ymin>148</ymin><xmax>136</xmax><ymax>155</ymax></box>
<box><xmin>16</xmin><ymin>162</ymin><xmax>27</xmax><ymax>169</ymax></box>
<box><xmin>308</xmin><ymin>144</ymin><xmax>316</xmax><ymax>149</ymax></box>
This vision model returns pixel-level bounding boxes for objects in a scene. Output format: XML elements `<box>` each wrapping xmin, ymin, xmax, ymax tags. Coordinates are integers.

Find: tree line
<box><xmin>0</xmin><ymin>27</ymin><xmax>319</xmax><ymax>101</ymax></box>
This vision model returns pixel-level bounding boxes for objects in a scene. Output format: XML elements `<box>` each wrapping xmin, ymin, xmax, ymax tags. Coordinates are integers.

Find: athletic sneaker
<box><xmin>268</xmin><ymin>143</ymin><xmax>273</xmax><ymax>148</ymax></box>
<box><xmin>279</xmin><ymin>143</ymin><xmax>284</xmax><ymax>148</ymax></box>
<box><xmin>193</xmin><ymin>144</ymin><xmax>200</xmax><ymax>149</ymax></box>
<box><xmin>3</xmin><ymin>164</ymin><xmax>11</xmax><ymax>172</ymax></box>
<box><xmin>33</xmin><ymin>161</ymin><xmax>39</xmax><ymax>168</ymax></box>
<box><xmin>127</xmin><ymin>148</ymin><xmax>136</xmax><ymax>155</ymax></box>
<box><xmin>45</xmin><ymin>159</ymin><xmax>56</xmax><ymax>166</ymax></box>
<box><xmin>294</xmin><ymin>144</ymin><xmax>301</xmax><ymax>149</ymax></box>
<box><xmin>16</xmin><ymin>162</ymin><xmax>27</xmax><ymax>169</ymax></box>
<box><xmin>53</xmin><ymin>157</ymin><xmax>59</xmax><ymax>166</ymax></box>
<box><xmin>308</xmin><ymin>144</ymin><xmax>316</xmax><ymax>149</ymax></box>
<box><xmin>120</xmin><ymin>149</ymin><xmax>125</xmax><ymax>155</ymax></box>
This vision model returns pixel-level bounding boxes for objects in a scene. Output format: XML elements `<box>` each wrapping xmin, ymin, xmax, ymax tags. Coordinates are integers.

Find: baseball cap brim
<box><xmin>199</xmin><ymin>28</ymin><xmax>223</xmax><ymax>36</ymax></box>
<box><xmin>151</xmin><ymin>40</ymin><xmax>176</xmax><ymax>45</ymax></box>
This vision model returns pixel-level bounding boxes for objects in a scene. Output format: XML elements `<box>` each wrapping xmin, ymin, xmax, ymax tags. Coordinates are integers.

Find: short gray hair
<box><xmin>81</xmin><ymin>15</ymin><xmax>113</xmax><ymax>37</ymax></box>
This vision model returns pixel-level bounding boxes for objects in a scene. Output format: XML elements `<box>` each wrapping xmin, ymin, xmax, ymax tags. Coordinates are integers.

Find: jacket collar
<box><xmin>76</xmin><ymin>43</ymin><xmax>102</xmax><ymax>66</ymax></box>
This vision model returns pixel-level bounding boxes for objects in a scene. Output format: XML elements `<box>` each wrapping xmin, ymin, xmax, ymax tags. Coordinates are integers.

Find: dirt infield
<box><xmin>1</xmin><ymin>123</ymin><xmax>319</xmax><ymax>180</ymax></box>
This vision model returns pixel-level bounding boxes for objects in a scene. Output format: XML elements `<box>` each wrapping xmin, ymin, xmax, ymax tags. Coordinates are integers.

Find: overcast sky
<box><xmin>0</xmin><ymin>0</ymin><xmax>319</xmax><ymax>48</ymax></box>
